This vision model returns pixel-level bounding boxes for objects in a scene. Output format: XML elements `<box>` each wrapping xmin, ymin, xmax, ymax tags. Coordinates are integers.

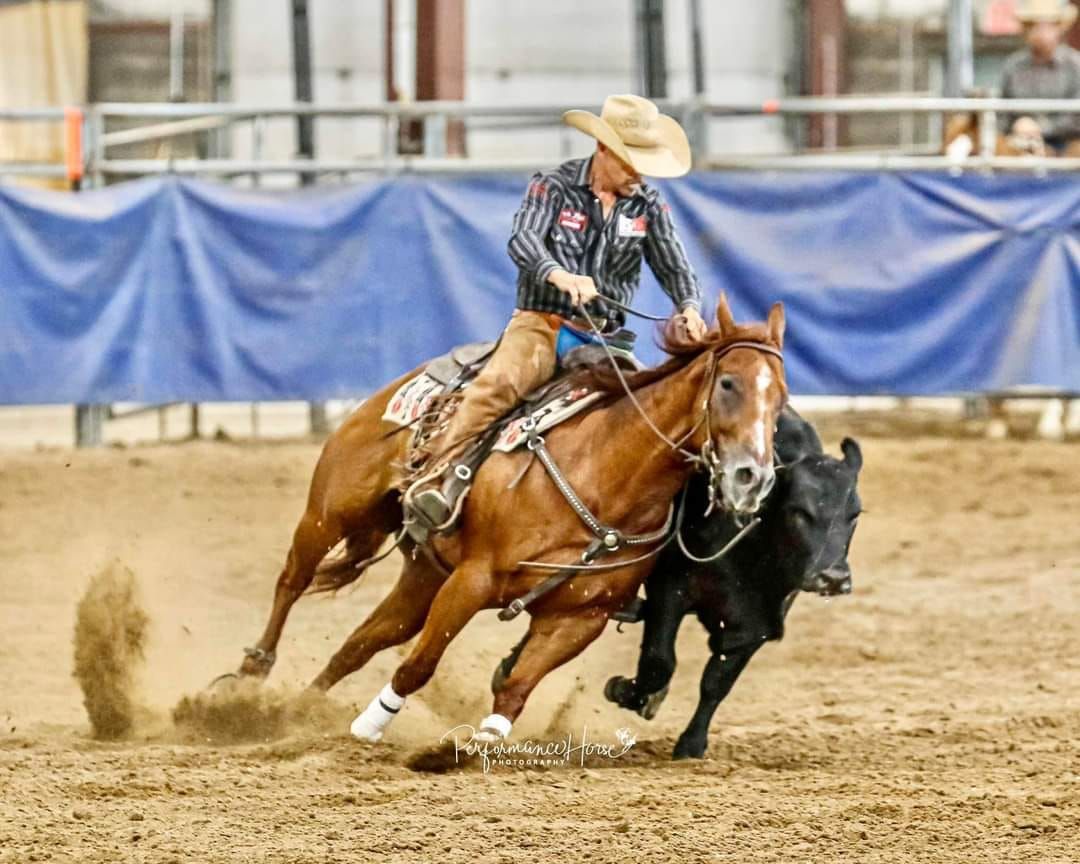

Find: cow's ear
<box><xmin>716</xmin><ymin>292</ymin><xmax>737</xmax><ymax>337</ymax></box>
<box><xmin>841</xmin><ymin>437</ymin><xmax>862</xmax><ymax>471</ymax></box>
<box><xmin>767</xmin><ymin>302</ymin><xmax>785</xmax><ymax>350</ymax></box>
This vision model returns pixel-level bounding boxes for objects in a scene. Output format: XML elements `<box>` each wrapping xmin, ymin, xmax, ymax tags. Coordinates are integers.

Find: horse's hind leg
<box><xmin>483</xmin><ymin>611</ymin><xmax>608</xmax><ymax>741</ymax></box>
<box><xmin>350</xmin><ymin>562</ymin><xmax>492</xmax><ymax>742</ymax></box>
<box><xmin>308</xmin><ymin>556</ymin><xmax>444</xmax><ymax>692</ymax></box>
<box><xmin>238</xmin><ymin>510</ymin><xmax>343</xmax><ymax>678</ymax></box>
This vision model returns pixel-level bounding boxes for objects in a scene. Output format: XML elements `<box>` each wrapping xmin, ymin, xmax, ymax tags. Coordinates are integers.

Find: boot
<box><xmin>407</xmin><ymin>462</ymin><xmax>475</xmax><ymax>534</ymax></box>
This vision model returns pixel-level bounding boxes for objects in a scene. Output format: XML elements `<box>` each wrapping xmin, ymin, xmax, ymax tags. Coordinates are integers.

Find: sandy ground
<box><xmin>0</xmin><ymin>430</ymin><xmax>1077</xmax><ymax>863</ymax></box>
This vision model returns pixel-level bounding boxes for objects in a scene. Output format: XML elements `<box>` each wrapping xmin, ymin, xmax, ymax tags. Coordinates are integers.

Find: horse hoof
<box><xmin>206</xmin><ymin>672</ymin><xmax>240</xmax><ymax>690</ymax></box>
<box><xmin>474</xmin><ymin>713</ymin><xmax>512</xmax><ymax>744</ymax></box>
<box><xmin>472</xmin><ymin>727</ymin><xmax>504</xmax><ymax>745</ymax></box>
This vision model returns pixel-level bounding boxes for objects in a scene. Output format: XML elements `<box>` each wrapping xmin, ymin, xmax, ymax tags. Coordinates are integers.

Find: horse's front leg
<box><xmin>486</xmin><ymin>610</ymin><xmax>609</xmax><ymax>742</ymax></box>
<box><xmin>604</xmin><ymin>569</ymin><xmax>691</xmax><ymax>719</ymax></box>
<box><xmin>309</xmin><ymin>556</ymin><xmax>444</xmax><ymax>692</ymax></box>
<box><xmin>349</xmin><ymin>561</ymin><xmax>494</xmax><ymax>742</ymax></box>
<box><xmin>672</xmin><ymin>640</ymin><xmax>758</xmax><ymax>760</ymax></box>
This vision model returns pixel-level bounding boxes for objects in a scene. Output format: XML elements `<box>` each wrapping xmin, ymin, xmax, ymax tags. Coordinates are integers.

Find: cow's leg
<box><xmin>308</xmin><ymin>556</ymin><xmax>443</xmax><ymax>692</ymax></box>
<box><xmin>350</xmin><ymin>561</ymin><xmax>493</xmax><ymax>742</ymax></box>
<box><xmin>604</xmin><ymin>574</ymin><xmax>689</xmax><ymax>719</ymax></box>
<box><xmin>485</xmin><ymin>611</ymin><xmax>608</xmax><ymax>742</ymax></box>
<box><xmin>672</xmin><ymin>640</ymin><xmax>758</xmax><ymax>760</ymax></box>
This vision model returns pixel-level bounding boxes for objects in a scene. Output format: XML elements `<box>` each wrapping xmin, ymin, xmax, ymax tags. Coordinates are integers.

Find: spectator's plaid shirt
<box><xmin>507</xmin><ymin>156</ymin><xmax>701</xmax><ymax>328</ymax></box>
<box><xmin>1000</xmin><ymin>45</ymin><xmax>1080</xmax><ymax>141</ymax></box>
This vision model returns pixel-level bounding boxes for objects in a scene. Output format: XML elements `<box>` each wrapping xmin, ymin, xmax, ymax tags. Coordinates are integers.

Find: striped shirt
<box><xmin>1000</xmin><ymin>46</ymin><xmax>1080</xmax><ymax>143</ymax></box>
<box><xmin>507</xmin><ymin>156</ymin><xmax>701</xmax><ymax>329</ymax></box>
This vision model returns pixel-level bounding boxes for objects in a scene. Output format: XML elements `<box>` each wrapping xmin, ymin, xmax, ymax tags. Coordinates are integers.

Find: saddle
<box><xmin>383</xmin><ymin>334</ymin><xmax>643</xmax><ymax>475</ymax></box>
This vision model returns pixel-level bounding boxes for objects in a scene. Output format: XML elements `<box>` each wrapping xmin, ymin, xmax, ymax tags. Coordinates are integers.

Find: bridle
<box><xmin>575</xmin><ymin>303</ymin><xmax>785</xmax><ymax>484</ymax></box>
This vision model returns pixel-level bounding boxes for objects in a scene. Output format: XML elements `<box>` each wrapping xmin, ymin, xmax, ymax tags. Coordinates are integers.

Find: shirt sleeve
<box><xmin>507</xmin><ymin>173</ymin><xmax>562</xmax><ymax>285</ymax></box>
<box><xmin>644</xmin><ymin>195</ymin><xmax>701</xmax><ymax>312</ymax></box>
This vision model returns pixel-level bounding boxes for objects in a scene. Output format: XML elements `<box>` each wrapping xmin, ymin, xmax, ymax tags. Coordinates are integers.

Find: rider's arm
<box><xmin>643</xmin><ymin>196</ymin><xmax>702</xmax><ymax>314</ymax></box>
<box><xmin>507</xmin><ymin>174</ymin><xmax>563</xmax><ymax>286</ymax></box>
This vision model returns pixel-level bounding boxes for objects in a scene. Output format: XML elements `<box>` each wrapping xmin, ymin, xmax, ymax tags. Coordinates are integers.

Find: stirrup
<box><xmin>403</xmin><ymin>463</ymin><xmax>472</xmax><ymax>540</ymax></box>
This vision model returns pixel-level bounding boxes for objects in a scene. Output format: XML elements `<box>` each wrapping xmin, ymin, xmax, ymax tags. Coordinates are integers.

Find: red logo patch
<box><xmin>558</xmin><ymin>209</ymin><xmax>588</xmax><ymax>231</ymax></box>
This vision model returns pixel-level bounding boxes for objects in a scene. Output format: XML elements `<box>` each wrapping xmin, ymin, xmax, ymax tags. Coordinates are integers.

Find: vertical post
<box><xmin>393</xmin><ymin>0</ymin><xmax>422</xmax><ymax>155</ymax></box>
<box><xmin>415</xmin><ymin>0</ymin><xmax>465</xmax><ymax>156</ymax></box>
<box><xmin>212</xmin><ymin>0</ymin><xmax>232</xmax><ymax>158</ymax></box>
<box><xmin>634</xmin><ymin>0</ymin><xmax>667</xmax><ymax>98</ymax></box>
<box><xmin>67</xmin><ymin>106</ymin><xmax>104</xmax><ymax>449</ymax></box>
<box><xmin>170</xmin><ymin>2</ymin><xmax>186</xmax><ymax>101</ymax></box>
<box><xmin>687</xmin><ymin>0</ymin><xmax>707</xmax><ymax>161</ymax></box>
<box><xmin>947</xmin><ymin>0</ymin><xmax>974</xmax><ymax>97</ymax></box>
<box><xmin>290</xmin><ymin>0</ymin><xmax>327</xmax><ymax>435</ymax></box>
<box><xmin>75</xmin><ymin>405</ymin><xmax>106</xmax><ymax>448</ymax></box>
<box><xmin>291</xmin><ymin>0</ymin><xmax>316</xmax><ymax>180</ymax></box>
<box><xmin>805</xmin><ymin>0</ymin><xmax>846</xmax><ymax>150</ymax></box>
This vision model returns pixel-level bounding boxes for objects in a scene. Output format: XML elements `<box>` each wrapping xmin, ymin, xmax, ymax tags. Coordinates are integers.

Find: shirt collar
<box><xmin>575</xmin><ymin>155</ymin><xmax>651</xmax><ymax>200</ymax></box>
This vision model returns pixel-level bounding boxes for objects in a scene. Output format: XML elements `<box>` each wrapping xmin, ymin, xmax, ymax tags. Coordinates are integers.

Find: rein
<box><xmin>500</xmin><ymin>316</ymin><xmax>782</xmax><ymax>619</ymax></box>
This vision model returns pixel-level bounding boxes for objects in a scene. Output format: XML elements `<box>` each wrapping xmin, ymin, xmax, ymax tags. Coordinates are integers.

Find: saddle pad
<box><xmin>491</xmin><ymin>386</ymin><xmax>604</xmax><ymax>453</ymax></box>
<box><xmin>382</xmin><ymin>373</ymin><xmax>443</xmax><ymax>427</ymax></box>
<box><xmin>382</xmin><ymin>373</ymin><xmax>604</xmax><ymax>454</ymax></box>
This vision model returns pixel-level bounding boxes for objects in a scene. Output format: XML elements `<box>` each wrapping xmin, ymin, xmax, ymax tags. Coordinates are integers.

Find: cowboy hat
<box><xmin>1015</xmin><ymin>0</ymin><xmax>1078</xmax><ymax>27</ymax></box>
<box><xmin>563</xmin><ymin>94</ymin><xmax>692</xmax><ymax>178</ymax></box>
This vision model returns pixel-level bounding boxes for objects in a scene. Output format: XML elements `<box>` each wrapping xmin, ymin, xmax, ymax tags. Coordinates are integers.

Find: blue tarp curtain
<box><xmin>0</xmin><ymin>171</ymin><xmax>1077</xmax><ymax>403</ymax></box>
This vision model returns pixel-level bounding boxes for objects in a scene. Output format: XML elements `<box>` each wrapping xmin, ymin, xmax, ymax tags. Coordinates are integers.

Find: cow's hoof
<box><xmin>604</xmin><ymin>675</ymin><xmax>635</xmax><ymax>707</ymax></box>
<box><xmin>672</xmin><ymin>736</ymin><xmax>706</xmax><ymax>760</ymax></box>
<box><xmin>639</xmin><ymin>685</ymin><xmax>669</xmax><ymax>721</ymax></box>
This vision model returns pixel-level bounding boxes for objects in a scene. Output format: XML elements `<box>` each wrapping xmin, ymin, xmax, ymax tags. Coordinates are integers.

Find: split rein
<box><xmin>514</xmin><ymin>302</ymin><xmax>784</xmax><ymax>579</ymax></box>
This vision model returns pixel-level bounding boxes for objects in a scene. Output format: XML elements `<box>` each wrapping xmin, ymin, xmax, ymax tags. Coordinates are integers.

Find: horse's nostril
<box><xmin>734</xmin><ymin>467</ymin><xmax>755</xmax><ymax>487</ymax></box>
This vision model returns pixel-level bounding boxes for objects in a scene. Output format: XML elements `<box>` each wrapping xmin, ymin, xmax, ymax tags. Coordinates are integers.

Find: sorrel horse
<box><xmin>238</xmin><ymin>297</ymin><xmax>786</xmax><ymax>741</ymax></box>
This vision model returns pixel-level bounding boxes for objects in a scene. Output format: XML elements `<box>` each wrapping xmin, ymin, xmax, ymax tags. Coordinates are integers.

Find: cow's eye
<box><xmin>788</xmin><ymin>507</ymin><xmax>814</xmax><ymax>524</ymax></box>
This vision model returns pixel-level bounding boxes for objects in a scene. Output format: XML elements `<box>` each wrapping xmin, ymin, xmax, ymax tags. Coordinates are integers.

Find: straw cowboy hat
<box><xmin>563</xmin><ymin>94</ymin><xmax>692</xmax><ymax>178</ymax></box>
<box><xmin>1015</xmin><ymin>0</ymin><xmax>1078</xmax><ymax>27</ymax></box>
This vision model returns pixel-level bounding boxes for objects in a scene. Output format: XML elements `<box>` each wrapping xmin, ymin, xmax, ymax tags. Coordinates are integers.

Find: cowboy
<box><xmin>999</xmin><ymin>0</ymin><xmax>1080</xmax><ymax>154</ymax></box>
<box><xmin>408</xmin><ymin>94</ymin><xmax>708</xmax><ymax>530</ymax></box>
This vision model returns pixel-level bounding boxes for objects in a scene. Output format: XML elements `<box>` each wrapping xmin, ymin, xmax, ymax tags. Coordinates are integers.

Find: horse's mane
<box><xmin>576</xmin><ymin>319</ymin><xmax>778</xmax><ymax>395</ymax></box>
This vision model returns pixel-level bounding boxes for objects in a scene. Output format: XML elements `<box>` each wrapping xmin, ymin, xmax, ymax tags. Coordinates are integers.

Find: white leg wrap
<box><xmin>350</xmin><ymin>683</ymin><xmax>405</xmax><ymax>742</ymax></box>
<box><xmin>474</xmin><ymin>713</ymin><xmax>512</xmax><ymax>743</ymax></box>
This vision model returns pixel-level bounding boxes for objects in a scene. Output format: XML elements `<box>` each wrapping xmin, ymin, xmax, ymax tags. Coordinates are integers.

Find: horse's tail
<box><xmin>307</xmin><ymin>534</ymin><xmax>375</xmax><ymax>595</ymax></box>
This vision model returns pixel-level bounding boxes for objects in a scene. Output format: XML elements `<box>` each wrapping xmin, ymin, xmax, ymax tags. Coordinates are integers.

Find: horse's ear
<box><xmin>767</xmin><ymin>302</ymin><xmax>785</xmax><ymax>349</ymax></box>
<box><xmin>715</xmin><ymin>293</ymin><xmax>737</xmax><ymax>337</ymax></box>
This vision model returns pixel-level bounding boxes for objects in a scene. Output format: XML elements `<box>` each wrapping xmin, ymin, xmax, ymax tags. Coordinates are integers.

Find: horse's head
<box><xmin>688</xmin><ymin>294</ymin><xmax>787</xmax><ymax>515</ymax></box>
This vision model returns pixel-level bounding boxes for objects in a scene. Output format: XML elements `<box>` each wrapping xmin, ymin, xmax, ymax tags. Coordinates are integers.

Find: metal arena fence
<box><xmin>1</xmin><ymin>97</ymin><xmax>1078</xmax><ymax>446</ymax></box>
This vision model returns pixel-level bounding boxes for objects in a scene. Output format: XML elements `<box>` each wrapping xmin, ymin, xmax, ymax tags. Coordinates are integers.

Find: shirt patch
<box><xmin>558</xmin><ymin>208</ymin><xmax>588</xmax><ymax>231</ymax></box>
<box><xmin>617</xmin><ymin>214</ymin><xmax>648</xmax><ymax>238</ymax></box>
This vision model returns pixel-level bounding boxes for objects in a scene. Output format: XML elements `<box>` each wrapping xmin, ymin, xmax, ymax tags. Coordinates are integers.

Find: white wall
<box><xmin>220</xmin><ymin>0</ymin><xmax>792</xmax><ymax>168</ymax></box>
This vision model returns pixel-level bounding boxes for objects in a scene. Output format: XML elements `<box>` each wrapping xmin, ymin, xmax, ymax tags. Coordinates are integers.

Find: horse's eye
<box><xmin>719</xmin><ymin>375</ymin><xmax>736</xmax><ymax>392</ymax></box>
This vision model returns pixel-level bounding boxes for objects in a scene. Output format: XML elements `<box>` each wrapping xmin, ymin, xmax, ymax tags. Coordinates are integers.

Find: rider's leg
<box><xmin>410</xmin><ymin>310</ymin><xmax>558</xmax><ymax>525</ymax></box>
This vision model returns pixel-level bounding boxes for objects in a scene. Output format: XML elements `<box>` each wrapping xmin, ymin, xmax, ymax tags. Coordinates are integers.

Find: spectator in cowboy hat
<box><xmin>999</xmin><ymin>0</ymin><xmax>1080</xmax><ymax>154</ymax></box>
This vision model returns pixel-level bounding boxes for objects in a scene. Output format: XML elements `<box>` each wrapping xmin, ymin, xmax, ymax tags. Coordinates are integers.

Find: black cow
<box><xmin>603</xmin><ymin>408</ymin><xmax>863</xmax><ymax>759</ymax></box>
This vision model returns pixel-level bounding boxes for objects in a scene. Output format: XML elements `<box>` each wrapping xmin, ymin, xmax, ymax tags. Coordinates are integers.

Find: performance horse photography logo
<box><xmin>440</xmin><ymin>725</ymin><xmax>638</xmax><ymax>773</ymax></box>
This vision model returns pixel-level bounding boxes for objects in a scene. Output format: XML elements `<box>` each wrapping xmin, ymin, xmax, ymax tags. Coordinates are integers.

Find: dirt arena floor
<box><xmin>1</xmin><ymin>423</ymin><xmax>1077</xmax><ymax>863</ymax></box>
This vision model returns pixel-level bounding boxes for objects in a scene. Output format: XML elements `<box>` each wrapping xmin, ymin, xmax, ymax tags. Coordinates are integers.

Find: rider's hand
<box><xmin>548</xmin><ymin>269</ymin><xmax>599</xmax><ymax>307</ymax></box>
<box><xmin>675</xmin><ymin>307</ymin><xmax>708</xmax><ymax>343</ymax></box>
